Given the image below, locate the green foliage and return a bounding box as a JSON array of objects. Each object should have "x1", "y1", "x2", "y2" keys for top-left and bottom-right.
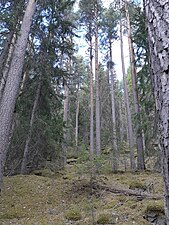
[
  {"x1": 77, "y1": 149, "x2": 90, "y2": 164},
  {"x1": 3, "y1": 0, "x2": 78, "y2": 174},
  {"x1": 100, "y1": 5, "x2": 119, "y2": 51}
]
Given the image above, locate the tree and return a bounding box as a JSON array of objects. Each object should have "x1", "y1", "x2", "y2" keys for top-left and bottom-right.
[
  {"x1": 144, "y1": 0, "x2": 169, "y2": 222},
  {"x1": 125, "y1": 0, "x2": 145, "y2": 170},
  {"x1": 120, "y1": 15, "x2": 135, "y2": 171},
  {"x1": 94, "y1": 0, "x2": 101, "y2": 156},
  {"x1": 79, "y1": 0, "x2": 95, "y2": 160},
  {"x1": 0, "y1": 0, "x2": 25, "y2": 102},
  {"x1": 100, "y1": 5, "x2": 119, "y2": 170},
  {"x1": 0, "y1": 0, "x2": 36, "y2": 192},
  {"x1": 130, "y1": 4, "x2": 155, "y2": 157},
  {"x1": 21, "y1": 72, "x2": 42, "y2": 174}
]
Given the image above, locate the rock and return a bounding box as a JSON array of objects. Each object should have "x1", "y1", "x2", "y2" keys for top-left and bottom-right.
[
  {"x1": 145, "y1": 211, "x2": 166, "y2": 225},
  {"x1": 155, "y1": 217, "x2": 166, "y2": 225}
]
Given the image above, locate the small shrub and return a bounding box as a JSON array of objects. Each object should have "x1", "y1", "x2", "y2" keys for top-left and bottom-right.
[
  {"x1": 77, "y1": 150, "x2": 90, "y2": 163},
  {"x1": 65, "y1": 208, "x2": 82, "y2": 221},
  {"x1": 97, "y1": 214, "x2": 111, "y2": 224}
]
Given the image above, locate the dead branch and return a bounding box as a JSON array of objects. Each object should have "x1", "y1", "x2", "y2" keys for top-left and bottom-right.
[{"x1": 93, "y1": 183, "x2": 163, "y2": 200}]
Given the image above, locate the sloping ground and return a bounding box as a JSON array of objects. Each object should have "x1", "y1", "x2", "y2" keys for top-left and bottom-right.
[{"x1": 0, "y1": 163, "x2": 165, "y2": 225}]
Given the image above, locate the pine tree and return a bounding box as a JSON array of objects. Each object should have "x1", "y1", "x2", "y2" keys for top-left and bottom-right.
[
  {"x1": 145, "y1": 0, "x2": 169, "y2": 222},
  {"x1": 0, "y1": 0, "x2": 37, "y2": 192},
  {"x1": 125, "y1": 0, "x2": 145, "y2": 170},
  {"x1": 120, "y1": 15, "x2": 135, "y2": 171},
  {"x1": 100, "y1": 5, "x2": 119, "y2": 171}
]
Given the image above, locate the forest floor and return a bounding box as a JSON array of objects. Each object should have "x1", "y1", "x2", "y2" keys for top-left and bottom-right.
[{"x1": 0, "y1": 157, "x2": 165, "y2": 225}]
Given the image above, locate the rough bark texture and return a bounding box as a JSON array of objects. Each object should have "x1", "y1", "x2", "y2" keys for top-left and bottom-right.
[
  {"x1": 109, "y1": 40, "x2": 118, "y2": 171},
  {"x1": 95, "y1": 6, "x2": 101, "y2": 156},
  {"x1": 145, "y1": 0, "x2": 169, "y2": 223},
  {"x1": 120, "y1": 18, "x2": 135, "y2": 171},
  {"x1": 21, "y1": 76, "x2": 41, "y2": 174},
  {"x1": 0, "y1": 0, "x2": 36, "y2": 192},
  {"x1": 125, "y1": 1, "x2": 145, "y2": 171}
]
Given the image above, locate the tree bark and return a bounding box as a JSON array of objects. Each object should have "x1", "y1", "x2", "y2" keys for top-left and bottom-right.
[
  {"x1": 109, "y1": 40, "x2": 118, "y2": 171},
  {"x1": 95, "y1": 3, "x2": 101, "y2": 156},
  {"x1": 89, "y1": 26, "x2": 94, "y2": 161},
  {"x1": 144, "y1": 0, "x2": 169, "y2": 223},
  {"x1": 62, "y1": 84, "x2": 69, "y2": 165},
  {"x1": 75, "y1": 84, "x2": 80, "y2": 150},
  {"x1": 0, "y1": 0, "x2": 36, "y2": 192},
  {"x1": 120, "y1": 17, "x2": 135, "y2": 171},
  {"x1": 119, "y1": 99, "x2": 124, "y2": 144},
  {"x1": 125, "y1": 1, "x2": 145, "y2": 170}
]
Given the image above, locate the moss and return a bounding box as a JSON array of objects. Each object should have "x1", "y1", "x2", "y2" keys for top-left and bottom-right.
[
  {"x1": 31, "y1": 169, "x2": 55, "y2": 177},
  {"x1": 65, "y1": 208, "x2": 82, "y2": 221},
  {"x1": 144, "y1": 202, "x2": 164, "y2": 214},
  {"x1": 129, "y1": 180, "x2": 146, "y2": 190},
  {"x1": 0, "y1": 163, "x2": 165, "y2": 225},
  {"x1": 0, "y1": 211, "x2": 24, "y2": 220},
  {"x1": 105, "y1": 199, "x2": 118, "y2": 209},
  {"x1": 96, "y1": 213, "x2": 112, "y2": 224}
]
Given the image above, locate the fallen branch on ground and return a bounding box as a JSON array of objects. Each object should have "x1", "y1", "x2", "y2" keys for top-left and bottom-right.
[{"x1": 92, "y1": 183, "x2": 163, "y2": 200}]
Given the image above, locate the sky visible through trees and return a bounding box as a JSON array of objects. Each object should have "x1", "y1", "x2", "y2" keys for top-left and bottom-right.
[{"x1": 75, "y1": 0, "x2": 142, "y2": 80}]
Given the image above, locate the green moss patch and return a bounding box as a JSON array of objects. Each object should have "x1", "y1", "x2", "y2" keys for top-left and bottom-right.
[
  {"x1": 96, "y1": 213, "x2": 112, "y2": 224},
  {"x1": 144, "y1": 201, "x2": 164, "y2": 215},
  {"x1": 129, "y1": 180, "x2": 146, "y2": 190},
  {"x1": 65, "y1": 208, "x2": 82, "y2": 221}
]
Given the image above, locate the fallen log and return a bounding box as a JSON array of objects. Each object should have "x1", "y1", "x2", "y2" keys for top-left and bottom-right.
[{"x1": 92, "y1": 183, "x2": 163, "y2": 200}]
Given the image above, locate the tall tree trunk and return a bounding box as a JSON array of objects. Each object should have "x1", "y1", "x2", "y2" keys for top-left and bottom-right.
[
  {"x1": 62, "y1": 84, "x2": 69, "y2": 165},
  {"x1": 75, "y1": 84, "x2": 80, "y2": 150},
  {"x1": 0, "y1": 0, "x2": 36, "y2": 192},
  {"x1": 120, "y1": 17, "x2": 135, "y2": 171},
  {"x1": 109, "y1": 40, "x2": 118, "y2": 171},
  {"x1": 145, "y1": 0, "x2": 169, "y2": 223},
  {"x1": 95, "y1": 4, "x2": 101, "y2": 156},
  {"x1": 21, "y1": 76, "x2": 41, "y2": 174},
  {"x1": 119, "y1": 100, "x2": 124, "y2": 144},
  {"x1": 89, "y1": 28, "x2": 94, "y2": 161},
  {"x1": 125, "y1": 1, "x2": 145, "y2": 170}
]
